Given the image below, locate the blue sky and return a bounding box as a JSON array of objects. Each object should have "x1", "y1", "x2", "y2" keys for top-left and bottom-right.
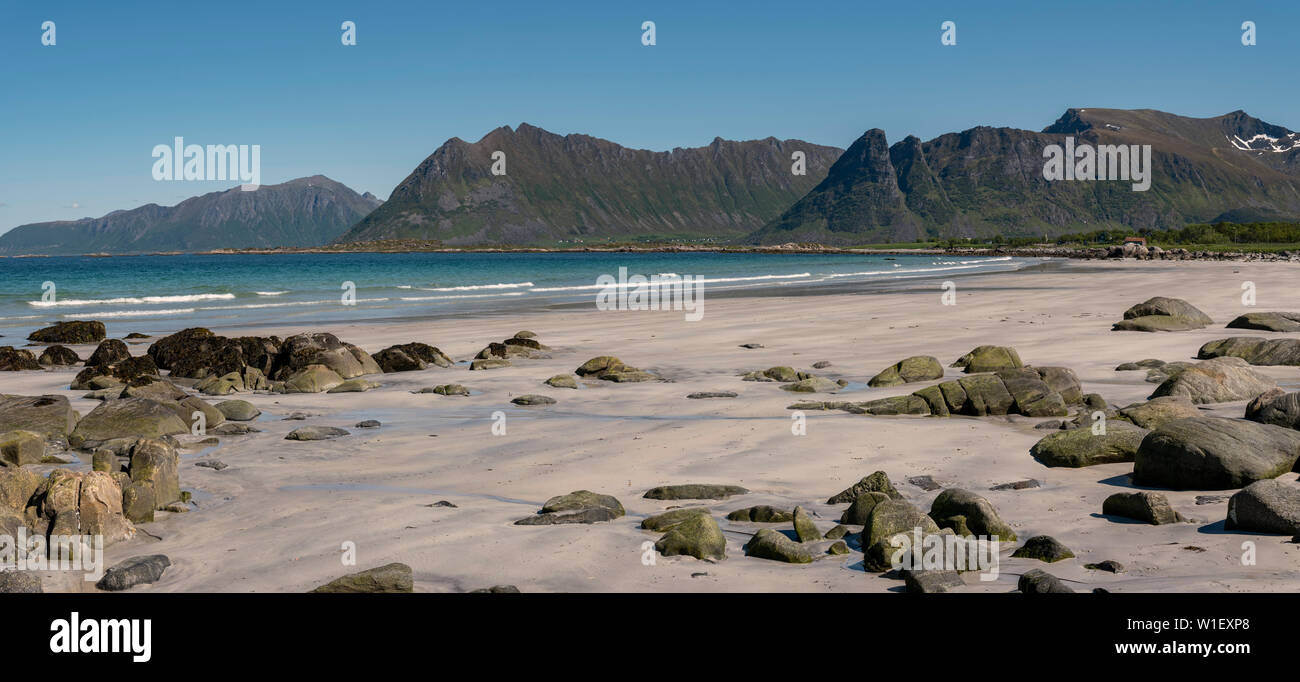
[{"x1": 1, "y1": 0, "x2": 1296, "y2": 232}]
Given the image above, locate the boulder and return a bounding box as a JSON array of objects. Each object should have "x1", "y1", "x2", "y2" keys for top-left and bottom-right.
[
  {"x1": 127, "y1": 438, "x2": 181, "y2": 512},
  {"x1": 0, "y1": 347, "x2": 42, "y2": 371},
  {"x1": 996, "y1": 368, "x2": 1069, "y2": 417},
  {"x1": 902, "y1": 569, "x2": 964, "y2": 593},
  {"x1": 215, "y1": 400, "x2": 261, "y2": 421},
  {"x1": 433, "y1": 384, "x2": 469, "y2": 396},
  {"x1": 827, "y1": 471, "x2": 902, "y2": 504},
  {"x1": 270, "y1": 332, "x2": 380, "y2": 381},
  {"x1": 0, "y1": 395, "x2": 77, "y2": 450},
  {"x1": 1118, "y1": 396, "x2": 1202, "y2": 429},
  {"x1": 281, "y1": 365, "x2": 346, "y2": 393},
  {"x1": 0, "y1": 430, "x2": 45, "y2": 467},
  {"x1": 641, "y1": 507, "x2": 710, "y2": 531},
  {"x1": 71, "y1": 355, "x2": 161, "y2": 390},
  {"x1": 1133, "y1": 417, "x2": 1300, "y2": 490},
  {"x1": 0, "y1": 571, "x2": 42, "y2": 593},
  {"x1": 928, "y1": 489, "x2": 1017, "y2": 541},
  {"x1": 1197, "y1": 337, "x2": 1300, "y2": 366},
  {"x1": 373, "y1": 343, "x2": 453, "y2": 372},
  {"x1": 862, "y1": 498, "x2": 940, "y2": 548},
  {"x1": 1225, "y1": 480, "x2": 1300, "y2": 535},
  {"x1": 1113, "y1": 297, "x2": 1212, "y2": 331},
  {"x1": 844, "y1": 395, "x2": 931, "y2": 415},
  {"x1": 327, "y1": 378, "x2": 380, "y2": 393},
  {"x1": 37, "y1": 345, "x2": 80, "y2": 367},
  {"x1": 687, "y1": 391, "x2": 738, "y2": 399},
  {"x1": 310, "y1": 563, "x2": 412, "y2": 593},
  {"x1": 69, "y1": 398, "x2": 188, "y2": 450},
  {"x1": 1225, "y1": 312, "x2": 1300, "y2": 332},
  {"x1": 1245, "y1": 388, "x2": 1300, "y2": 430},
  {"x1": 726, "y1": 505, "x2": 793, "y2": 523},
  {"x1": 77, "y1": 470, "x2": 136, "y2": 545},
  {"x1": 285, "y1": 426, "x2": 350, "y2": 441},
  {"x1": 86, "y1": 339, "x2": 131, "y2": 367},
  {"x1": 28, "y1": 320, "x2": 105, "y2": 344},
  {"x1": 744, "y1": 528, "x2": 814, "y2": 563},
  {"x1": 1018, "y1": 569, "x2": 1075, "y2": 593},
  {"x1": 546, "y1": 375, "x2": 578, "y2": 389},
  {"x1": 654, "y1": 513, "x2": 726, "y2": 561},
  {"x1": 96, "y1": 554, "x2": 171, "y2": 591},
  {"x1": 1030, "y1": 421, "x2": 1149, "y2": 467},
  {"x1": 469, "y1": 358, "x2": 510, "y2": 370},
  {"x1": 515, "y1": 490, "x2": 624, "y2": 525},
  {"x1": 575, "y1": 356, "x2": 656, "y2": 382},
  {"x1": 1011, "y1": 535, "x2": 1075, "y2": 563},
  {"x1": 951, "y1": 346, "x2": 1022, "y2": 373},
  {"x1": 1102, "y1": 491, "x2": 1186, "y2": 525},
  {"x1": 839, "y1": 492, "x2": 891, "y2": 525},
  {"x1": 1149, "y1": 357, "x2": 1275, "y2": 404},
  {"x1": 792, "y1": 506, "x2": 822, "y2": 542},
  {"x1": 511, "y1": 394, "x2": 556, "y2": 405},
  {"x1": 780, "y1": 377, "x2": 843, "y2": 393},
  {"x1": 868, "y1": 356, "x2": 943, "y2": 387},
  {"x1": 644, "y1": 484, "x2": 748, "y2": 500}
]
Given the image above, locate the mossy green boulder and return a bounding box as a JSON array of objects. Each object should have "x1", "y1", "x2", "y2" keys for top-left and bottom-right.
[
  {"x1": 868, "y1": 355, "x2": 943, "y2": 387},
  {"x1": 310, "y1": 563, "x2": 414, "y2": 593},
  {"x1": 654, "y1": 513, "x2": 726, "y2": 561},
  {"x1": 1029, "y1": 421, "x2": 1149, "y2": 467}
]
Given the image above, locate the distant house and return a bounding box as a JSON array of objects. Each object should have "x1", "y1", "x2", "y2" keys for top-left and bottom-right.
[{"x1": 1123, "y1": 236, "x2": 1147, "y2": 246}]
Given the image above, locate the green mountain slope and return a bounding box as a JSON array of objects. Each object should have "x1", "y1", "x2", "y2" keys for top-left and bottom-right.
[{"x1": 335, "y1": 123, "x2": 842, "y2": 246}]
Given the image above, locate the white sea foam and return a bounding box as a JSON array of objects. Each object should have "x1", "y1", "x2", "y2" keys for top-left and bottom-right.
[
  {"x1": 76, "y1": 308, "x2": 197, "y2": 318},
  {"x1": 30, "y1": 293, "x2": 236, "y2": 308},
  {"x1": 414, "y1": 281, "x2": 535, "y2": 292},
  {"x1": 255, "y1": 291, "x2": 288, "y2": 296},
  {"x1": 528, "y1": 272, "x2": 814, "y2": 293}
]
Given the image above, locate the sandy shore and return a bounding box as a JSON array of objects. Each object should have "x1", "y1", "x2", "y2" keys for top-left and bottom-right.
[{"x1": 7, "y1": 258, "x2": 1300, "y2": 593}]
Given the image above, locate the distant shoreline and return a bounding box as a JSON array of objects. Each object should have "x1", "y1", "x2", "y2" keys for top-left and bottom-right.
[{"x1": 2, "y1": 240, "x2": 1297, "y2": 261}]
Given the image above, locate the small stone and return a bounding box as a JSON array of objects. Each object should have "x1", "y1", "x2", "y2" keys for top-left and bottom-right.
[
  {"x1": 1011, "y1": 535, "x2": 1075, "y2": 563},
  {"x1": 1084, "y1": 560, "x2": 1125, "y2": 573},
  {"x1": 511, "y1": 394, "x2": 556, "y2": 406},
  {"x1": 686, "y1": 391, "x2": 738, "y2": 399},
  {"x1": 285, "y1": 426, "x2": 350, "y2": 441},
  {"x1": 195, "y1": 460, "x2": 228, "y2": 471},
  {"x1": 355, "y1": 420, "x2": 381, "y2": 428},
  {"x1": 907, "y1": 475, "x2": 941, "y2": 491},
  {"x1": 427, "y1": 500, "x2": 457, "y2": 508},
  {"x1": 1018, "y1": 568, "x2": 1074, "y2": 593},
  {"x1": 991, "y1": 479, "x2": 1041, "y2": 491}
]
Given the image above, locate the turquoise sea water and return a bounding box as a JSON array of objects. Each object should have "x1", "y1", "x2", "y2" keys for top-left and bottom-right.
[{"x1": 0, "y1": 252, "x2": 1028, "y2": 338}]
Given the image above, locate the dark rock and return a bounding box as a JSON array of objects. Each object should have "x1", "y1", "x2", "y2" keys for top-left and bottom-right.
[
  {"x1": 1011, "y1": 535, "x2": 1075, "y2": 563},
  {"x1": 991, "y1": 479, "x2": 1040, "y2": 491},
  {"x1": 373, "y1": 342, "x2": 453, "y2": 372},
  {"x1": 1245, "y1": 388, "x2": 1300, "y2": 430},
  {"x1": 687, "y1": 391, "x2": 738, "y2": 399},
  {"x1": 902, "y1": 569, "x2": 963, "y2": 593},
  {"x1": 355, "y1": 420, "x2": 381, "y2": 428},
  {"x1": 511, "y1": 394, "x2": 556, "y2": 405},
  {"x1": 194, "y1": 460, "x2": 228, "y2": 471},
  {"x1": 0, "y1": 347, "x2": 42, "y2": 371},
  {"x1": 1018, "y1": 568, "x2": 1074, "y2": 593},
  {"x1": 1133, "y1": 417, "x2": 1300, "y2": 490},
  {"x1": 907, "y1": 475, "x2": 942, "y2": 491},
  {"x1": 725, "y1": 505, "x2": 793, "y2": 523},
  {"x1": 654, "y1": 513, "x2": 726, "y2": 560},
  {"x1": 87, "y1": 339, "x2": 131, "y2": 367},
  {"x1": 1030, "y1": 421, "x2": 1149, "y2": 467},
  {"x1": 827, "y1": 471, "x2": 901, "y2": 504},
  {"x1": 28, "y1": 320, "x2": 106, "y2": 344},
  {"x1": 950, "y1": 345, "x2": 1022, "y2": 373},
  {"x1": 285, "y1": 426, "x2": 350, "y2": 441},
  {"x1": 310, "y1": 563, "x2": 413, "y2": 593},
  {"x1": 1197, "y1": 336, "x2": 1300, "y2": 366},
  {"x1": 839, "y1": 491, "x2": 891, "y2": 525},
  {"x1": 469, "y1": 585, "x2": 520, "y2": 593},
  {"x1": 1226, "y1": 311, "x2": 1300, "y2": 332},
  {"x1": 37, "y1": 345, "x2": 80, "y2": 367},
  {"x1": 868, "y1": 355, "x2": 943, "y2": 387},
  {"x1": 1225, "y1": 480, "x2": 1300, "y2": 535},
  {"x1": 744, "y1": 528, "x2": 814, "y2": 563},
  {"x1": 1102, "y1": 491, "x2": 1186, "y2": 525},
  {"x1": 1085, "y1": 560, "x2": 1125, "y2": 573},
  {"x1": 96, "y1": 555, "x2": 171, "y2": 591},
  {"x1": 929, "y1": 488, "x2": 1017, "y2": 540},
  {"x1": 644, "y1": 484, "x2": 748, "y2": 500}
]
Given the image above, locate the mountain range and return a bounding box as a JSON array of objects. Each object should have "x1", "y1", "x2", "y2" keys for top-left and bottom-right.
[
  {"x1": 336, "y1": 123, "x2": 843, "y2": 246},
  {"x1": 4, "y1": 109, "x2": 1300, "y2": 254},
  {"x1": 749, "y1": 108, "x2": 1300, "y2": 244},
  {"x1": 0, "y1": 176, "x2": 381, "y2": 255}
]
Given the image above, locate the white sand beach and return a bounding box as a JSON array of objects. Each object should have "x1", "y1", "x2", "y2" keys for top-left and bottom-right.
[{"x1": 7, "y1": 258, "x2": 1300, "y2": 593}]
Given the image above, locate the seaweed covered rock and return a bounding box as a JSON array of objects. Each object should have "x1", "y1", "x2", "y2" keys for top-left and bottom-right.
[
  {"x1": 653, "y1": 513, "x2": 726, "y2": 561},
  {"x1": 1030, "y1": 421, "x2": 1149, "y2": 467},
  {"x1": 868, "y1": 355, "x2": 944, "y2": 387},
  {"x1": 373, "y1": 343, "x2": 453, "y2": 372},
  {"x1": 28, "y1": 320, "x2": 106, "y2": 344},
  {"x1": 951, "y1": 346, "x2": 1023, "y2": 373},
  {"x1": 1133, "y1": 417, "x2": 1300, "y2": 490},
  {"x1": 1113, "y1": 297, "x2": 1212, "y2": 332}
]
